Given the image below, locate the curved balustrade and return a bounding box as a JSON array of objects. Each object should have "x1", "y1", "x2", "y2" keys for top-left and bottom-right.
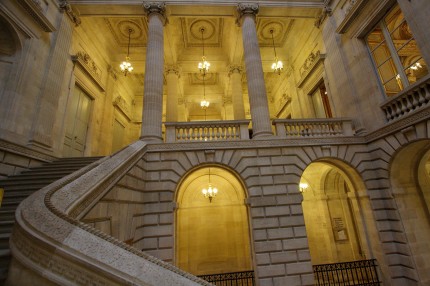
[
  {"x1": 7, "y1": 140, "x2": 211, "y2": 286},
  {"x1": 165, "y1": 120, "x2": 250, "y2": 142},
  {"x1": 273, "y1": 118, "x2": 354, "y2": 138},
  {"x1": 381, "y1": 75, "x2": 430, "y2": 122}
]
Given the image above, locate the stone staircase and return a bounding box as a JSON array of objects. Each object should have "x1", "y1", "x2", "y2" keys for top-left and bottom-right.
[{"x1": 0, "y1": 156, "x2": 103, "y2": 284}]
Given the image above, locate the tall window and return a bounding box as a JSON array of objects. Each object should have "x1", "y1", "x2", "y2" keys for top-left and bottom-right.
[{"x1": 366, "y1": 4, "x2": 428, "y2": 97}]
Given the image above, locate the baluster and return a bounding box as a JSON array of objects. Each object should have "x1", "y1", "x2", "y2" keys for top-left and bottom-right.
[{"x1": 411, "y1": 91, "x2": 419, "y2": 109}]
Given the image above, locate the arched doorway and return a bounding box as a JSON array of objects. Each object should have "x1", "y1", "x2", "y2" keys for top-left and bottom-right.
[
  {"x1": 391, "y1": 140, "x2": 430, "y2": 284},
  {"x1": 175, "y1": 165, "x2": 253, "y2": 276},
  {"x1": 300, "y1": 161, "x2": 373, "y2": 265}
]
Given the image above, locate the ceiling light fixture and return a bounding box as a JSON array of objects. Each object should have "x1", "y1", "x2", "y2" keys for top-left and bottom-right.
[
  {"x1": 199, "y1": 27, "x2": 210, "y2": 111},
  {"x1": 270, "y1": 29, "x2": 283, "y2": 75},
  {"x1": 120, "y1": 28, "x2": 134, "y2": 76},
  {"x1": 202, "y1": 168, "x2": 218, "y2": 203}
]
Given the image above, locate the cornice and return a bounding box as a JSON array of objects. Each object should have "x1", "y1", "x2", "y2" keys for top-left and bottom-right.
[
  {"x1": 0, "y1": 138, "x2": 56, "y2": 162},
  {"x1": 16, "y1": 0, "x2": 56, "y2": 32}
]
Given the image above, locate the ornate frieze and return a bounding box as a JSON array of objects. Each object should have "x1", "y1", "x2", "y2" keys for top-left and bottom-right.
[
  {"x1": 16, "y1": 0, "x2": 56, "y2": 32},
  {"x1": 72, "y1": 51, "x2": 105, "y2": 91},
  {"x1": 336, "y1": 0, "x2": 367, "y2": 34},
  {"x1": 113, "y1": 95, "x2": 131, "y2": 120},
  {"x1": 297, "y1": 50, "x2": 326, "y2": 94}
]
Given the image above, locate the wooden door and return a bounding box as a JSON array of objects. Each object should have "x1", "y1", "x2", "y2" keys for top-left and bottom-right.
[{"x1": 63, "y1": 86, "x2": 92, "y2": 157}]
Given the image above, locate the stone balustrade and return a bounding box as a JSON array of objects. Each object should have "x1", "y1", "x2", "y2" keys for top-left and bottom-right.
[
  {"x1": 381, "y1": 75, "x2": 430, "y2": 122},
  {"x1": 273, "y1": 118, "x2": 354, "y2": 138},
  {"x1": 165, "y1": 120, "x2": 251, "y2": 142}
]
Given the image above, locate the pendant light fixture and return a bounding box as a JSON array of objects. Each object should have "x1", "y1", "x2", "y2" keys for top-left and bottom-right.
[
  {"x1": 270, "y1": 29, "x2": 283, "y2": 75},
  {"x1": 202, "y1": 168, "x2": 218, "y2": 203},
  {"x1": 198, "y1": 27, "x2": 210, "y2": 110},
  {"x1": 120, "y1": 28, "x2": 134, "y2": 76}
]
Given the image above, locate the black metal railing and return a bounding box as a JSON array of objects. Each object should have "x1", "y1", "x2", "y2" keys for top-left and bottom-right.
[
  {"x1": 198, "y1": 270, "x2": 255, "y2": 286},
  {"x1": 313, "y1": 259, "x2": 381, "y2": 285}
]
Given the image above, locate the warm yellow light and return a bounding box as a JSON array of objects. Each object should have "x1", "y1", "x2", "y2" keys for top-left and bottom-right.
[
  {"x1": 200, "y1": 99, "x2": 210, "y2": 108},
  {"x1": 299, "y1": 182, "x2": 308, "y2": 192},
  {"x1": 271, "y1": 58, "x2": 283, "y2": 74},
  {"x1": 202, "y1": 184, "x2": 218, "y2": 203},
  {"x1": 120, "y1": 56, "x2": 134, "y2": 76},
  {"x1": 198, "y1": 57, "x2": 210, "y2": 74}
]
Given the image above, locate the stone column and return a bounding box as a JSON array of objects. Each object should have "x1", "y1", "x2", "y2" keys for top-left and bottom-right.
[
  {"x1": 165, "y1": 66, "x2": 179, "y2": 122},
  {"x1": 28, "y1": 4, "x2": 79, "y2": 151},
  {"x1": 140, "y1": 3, "x2": 166, "y2": 141},
  {"x1": 229, "y1": 65, "x2": 246, "y2": 120},
  {"x1": 237, "y1": 3, "x2": 273, "y2": 138}
]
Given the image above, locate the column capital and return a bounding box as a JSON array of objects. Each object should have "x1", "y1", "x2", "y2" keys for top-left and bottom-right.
[
  {"x1": 143, "y1": 2, "x2": 167, "y2": 25},
  {"x1": 165, "y1": 65, "x2": 180, "y2": 77},
  {"x1": 237, "y1": 3, "x2": 259, "y2": 25},
  {"x1": 228, "y1": 65, "x2": 243, "y2": 76}
]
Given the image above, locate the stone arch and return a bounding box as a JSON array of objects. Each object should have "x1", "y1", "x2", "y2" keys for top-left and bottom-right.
[
  {"x1": 175, "y1": 163, "x2": 253, "y2": 276},
  {"x1": 389, "y1": 139, "x2": 430, "y2": 284},
  {"x1": 300, "y1": 158, "x2": 379, "y2": 266}
]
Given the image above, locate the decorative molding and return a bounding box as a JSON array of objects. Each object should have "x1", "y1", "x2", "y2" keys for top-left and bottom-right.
[
  {"x1": 72, "y1": 52, "x2": 105, "y2": 92},
  {"x1": 107, "y1": 65, "x2": 118, "y2": 81},
  {"x1": 59, "y1": 0, "x2": 81, "y2": 27},
  {"x1": 297, "y1": 51, "x2": 326, "y2": 92},
  {"x1": 0, "y1": 138, "x2": 56, "y2": 162},
  {"x1": 16, "y1": 0, "x2": 56, "y2": 32},
  {"x1": 275, "y1": 93, "x2": 292, "y2": 118},
  {"x1": 113, "y1": 96, "x2": 131, "y2": 121},
  {"x1": 165, "y1": 65, "x2": 180, "y2": 77},
  {"x1": 228, "y1": 65, "x2": 243, "y2": 76},
  {"x1": 336, "y1": 0, "x2": 367, "y2": 34}
]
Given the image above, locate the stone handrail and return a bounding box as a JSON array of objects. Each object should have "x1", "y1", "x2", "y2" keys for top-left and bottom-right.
[
  {"x1": 165, "y1": 120, "x2": 251, "y2": 142},
  {"x1": 8, "y1": 140, "x2": 211, "y2": 286},
  {"x1": 381, "y1": 75, "x2": 430, "y2": 122},
  {"x1": 273, "y1": 118, "x2": 354, "y2": 138}
]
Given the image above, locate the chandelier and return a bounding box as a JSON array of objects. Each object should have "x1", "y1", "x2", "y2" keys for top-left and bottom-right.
[
  {"x1": 198, "y1": 28, "x2": 210, "y2": 75},
  {"x1": 270, "y1": 29, "x2": 283, "y2": 75},
  {"x1": 201, "y1": 168, "x2": 218, "y2": 203},
  {"x1": 120, "y1": 28, "x2": 134, "y2": 76},
  {"x1": 198, "y1": 27, "x2": 210, "y2": 110}
]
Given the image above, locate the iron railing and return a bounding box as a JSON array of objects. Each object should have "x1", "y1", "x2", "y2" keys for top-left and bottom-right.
[
  {"x1": 313, "y1": 259, "x2": 381, "y2": 286},
  {"x1": 198, "y1": 270, "x2": 255, "y2": 286}
]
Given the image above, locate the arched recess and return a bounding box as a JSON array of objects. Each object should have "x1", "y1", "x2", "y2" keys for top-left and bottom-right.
[
  {"x1": 390, "y1": 139, "x2": 430, "y2": 284},
  {"x1": 300, "y1": 160, "x2": 377, "y2": 265},
  {"x1": 175, "y1": 165, "x2": 253, "y2": 276}
]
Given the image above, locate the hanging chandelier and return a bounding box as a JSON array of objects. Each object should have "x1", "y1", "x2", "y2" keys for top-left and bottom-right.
[
  {"x1": 198, "y1": 27, "x2": 210, "y2": 110},
  {"x1": 270, "y1": 29, "x2": 283, "y2": 75},
  {"x1": 120, "y1": 28, "x2": 134, "y2": 76},
  {"x1": 201, "y1": 168, "x2": 218, "y2": 203},
  {"x1": 198, "y1": 27, "x2": 210, "y2": 75}
]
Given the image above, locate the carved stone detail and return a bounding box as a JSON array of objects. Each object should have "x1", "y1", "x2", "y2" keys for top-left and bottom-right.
[
  {"x1": 59, "y1": 0, "x2": 81, "y2": 26},
  {"x1": 143, "y1": 2, "x2": 167, "y2": 24},
  {"x1": 72, "y1": 52, "x2": 105, "y2": 91},
  {"x1": 113, "y1": 96, "x2": 131, "y2": 120},
  {"x1": 16, "y1": 0, "x2": 56, "y2": 32},
  {"x1": 236, "y1": 3, "x2": 259, "y2": 25}
]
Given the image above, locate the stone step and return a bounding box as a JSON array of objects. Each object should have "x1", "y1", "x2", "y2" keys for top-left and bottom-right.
[
  {"x1": 0, "y1": 183, "x2": 50, "y2": 192},
  {"x1": 0, "y1": 249, "x2": 11, "y2": 284},
  {"x1": 0, "y1": 210, "x2": 14, "y2": 221},
  {"x1": 0, "y1": 178, "x2": 58, "y2": 187},
  {"x1": 0, "y1": 221, "x2": 13, "y2": 235},
  {"x1": 2, "y1": 190, "x2": 41, "y2": 199},
  {"x1": 18, "y1": 168, "x2": 84, "y2": 176},
  {"x1": 0, "y1": 233, "x2": 10, "y2": 249}
]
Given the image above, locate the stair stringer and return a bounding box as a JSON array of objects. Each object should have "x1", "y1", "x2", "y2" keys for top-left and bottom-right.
[{"x1": 6, "y1": 140, "x2": 211, "y2": 286}]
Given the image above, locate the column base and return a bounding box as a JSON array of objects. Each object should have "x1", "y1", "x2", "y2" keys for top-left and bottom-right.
[
  {"x1": 139, "y1": 135, "x2": 163, "y2": 143},
  {"x1": 251, "y1": 130, "x2": 274, "y2": 139}
]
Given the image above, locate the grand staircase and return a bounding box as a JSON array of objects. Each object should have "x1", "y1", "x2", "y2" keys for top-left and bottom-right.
[{"x1": 0, "y1": 156, "x2": 103, "y2": 283}]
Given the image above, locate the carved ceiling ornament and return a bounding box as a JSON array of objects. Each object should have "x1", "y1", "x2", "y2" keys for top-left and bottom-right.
[
  {"x1": 105, "y1": 18, "x2": 147, "y2": 47},
  {"x1": 181, "y1": 18, "x2": 223, "y2": 48}
]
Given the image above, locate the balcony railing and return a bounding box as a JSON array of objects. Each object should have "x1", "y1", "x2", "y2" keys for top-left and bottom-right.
[
  {"x1": 273, "y1": 118, "x2": 354, "y2": 138},
  {"x1": 381, "y1": 75, "x2": 430, "y2": 122},
  {"x1": 165, "y1": 120, "x2": 250, "y2": 142},
  {"x1": 313, "y1": 259, "x2": 381, "y2": 286},
  {"x1": 198, "y1": 270, "x2": 255, "y2": 286}
]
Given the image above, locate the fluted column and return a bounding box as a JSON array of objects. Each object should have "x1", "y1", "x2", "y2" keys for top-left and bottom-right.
[
  {"x1": 237, "y1": 3, "x2": 273, "y2": 138},
  {"x1": 140, "y1": 2, "x2": 166, "y2": 141},
  {"x1": 165, "y1": 66, "x2": 179, "y2": 122},
  {"x1": 229, "y1": 65, "x2": 246, "y2": 120}
]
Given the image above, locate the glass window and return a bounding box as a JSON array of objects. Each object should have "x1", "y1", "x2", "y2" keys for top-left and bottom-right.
[{"x1": 366, "y1": 4, "x2": 428, "y2": 97}]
